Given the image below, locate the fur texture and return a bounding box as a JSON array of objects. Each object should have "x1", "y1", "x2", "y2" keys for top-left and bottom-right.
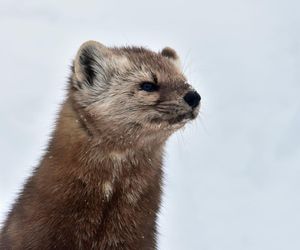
[{"x1": 0, "y1": 41, "x2": 200, "y2": 250}]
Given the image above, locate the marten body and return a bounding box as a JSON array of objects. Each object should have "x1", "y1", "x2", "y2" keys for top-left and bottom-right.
[{"x1": 0, "y1": 41, "x2": 200, "y2": 249}]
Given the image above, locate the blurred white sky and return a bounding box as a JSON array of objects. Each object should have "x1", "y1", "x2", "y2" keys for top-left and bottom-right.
[{"x1": 0, "y1": 0, "x2": 300, "y2": 249}]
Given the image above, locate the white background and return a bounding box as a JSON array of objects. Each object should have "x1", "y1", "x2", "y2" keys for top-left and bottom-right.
[{"x1": 0, "y1": 0, "x2": 300, "y2": 249}]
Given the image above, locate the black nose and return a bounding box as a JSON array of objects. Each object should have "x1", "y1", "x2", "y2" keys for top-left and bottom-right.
[{"x1": 183, "y1": 91, "x2": 201, "y2": 108}]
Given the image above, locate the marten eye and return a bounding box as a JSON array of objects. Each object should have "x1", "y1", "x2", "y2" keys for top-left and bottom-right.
[{"x1": 140, "y1": 82, "x2": 159, "y2": 92}]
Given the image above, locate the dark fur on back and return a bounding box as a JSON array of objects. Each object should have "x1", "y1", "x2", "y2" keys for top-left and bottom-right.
[{"x1": 0, "y1": 41, "x2": 200, "y2": 249}]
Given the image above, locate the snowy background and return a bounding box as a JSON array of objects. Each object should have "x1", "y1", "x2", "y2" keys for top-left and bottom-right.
[{"x1": 1, "y1": 0, "x2": 300, "y2": 249}]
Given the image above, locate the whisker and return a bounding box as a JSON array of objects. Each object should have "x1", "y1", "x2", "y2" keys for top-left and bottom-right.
[
  {"x1": 154, "y1": 109, "x2": 173, "y2": 115},
  {"x1": 157, "y1": 101, "x2": 180, "y2": 106}
]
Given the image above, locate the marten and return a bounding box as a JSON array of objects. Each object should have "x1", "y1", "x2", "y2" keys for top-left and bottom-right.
[{"x1": 0, "y1": 41, "x2": 201, "y2": 250}]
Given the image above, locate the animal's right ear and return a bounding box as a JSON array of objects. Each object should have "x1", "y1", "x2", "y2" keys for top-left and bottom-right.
[{"x1": 73, "y1": 40, "x2": 111, "y2": 89}]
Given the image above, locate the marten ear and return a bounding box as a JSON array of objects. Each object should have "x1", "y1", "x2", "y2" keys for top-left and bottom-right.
[
  {"x1": 161, "y1": 47, "x2": 181, "y2": 70},
  {"x1": 73, "y1": 40, "x2": 112, "y2": 88}
]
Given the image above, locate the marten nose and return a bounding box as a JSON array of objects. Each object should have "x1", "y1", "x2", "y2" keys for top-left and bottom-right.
[{"x1": 183, "y1": 91, "x2": 201, "y2": 108}]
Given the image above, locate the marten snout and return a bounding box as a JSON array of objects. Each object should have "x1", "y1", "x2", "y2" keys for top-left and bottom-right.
[{"x1": 183, "y1": 91, "x2": 201, "y2": 109}]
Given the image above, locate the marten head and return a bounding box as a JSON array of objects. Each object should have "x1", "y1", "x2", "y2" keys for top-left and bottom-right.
[{"x1": 70, "y1": 41, "x2": 200, "y2": 147}]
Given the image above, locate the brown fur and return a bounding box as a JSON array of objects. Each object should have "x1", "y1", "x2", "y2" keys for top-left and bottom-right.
[
  {"x1": 0, "y1": 41, "x2": 200, "y2": 249},
  {"x1": 161, "y1": 47, "x2": 178, "y2": 60}
]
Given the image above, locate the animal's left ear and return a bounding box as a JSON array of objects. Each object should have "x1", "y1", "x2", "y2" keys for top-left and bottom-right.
[{"x1": 161, "y1": 47, "x2": 181, "y2": 70}]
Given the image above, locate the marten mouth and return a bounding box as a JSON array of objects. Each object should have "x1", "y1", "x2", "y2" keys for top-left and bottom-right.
[
  {"x1": 168, "y1": 112, "x2": 195, "y2": 124},
  {"x1": 150, "y1": 111, "x2": 197, "y2": 125}
]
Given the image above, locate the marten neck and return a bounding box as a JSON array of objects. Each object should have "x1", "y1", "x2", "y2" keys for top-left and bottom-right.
[{"x1": 43, "y1": 96, "x2": 165, "y2": 189}]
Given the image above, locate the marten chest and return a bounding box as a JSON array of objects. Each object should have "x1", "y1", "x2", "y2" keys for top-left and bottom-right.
[{"x1": 64, "y1": 168, "x2": 161, "y2": 249}]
